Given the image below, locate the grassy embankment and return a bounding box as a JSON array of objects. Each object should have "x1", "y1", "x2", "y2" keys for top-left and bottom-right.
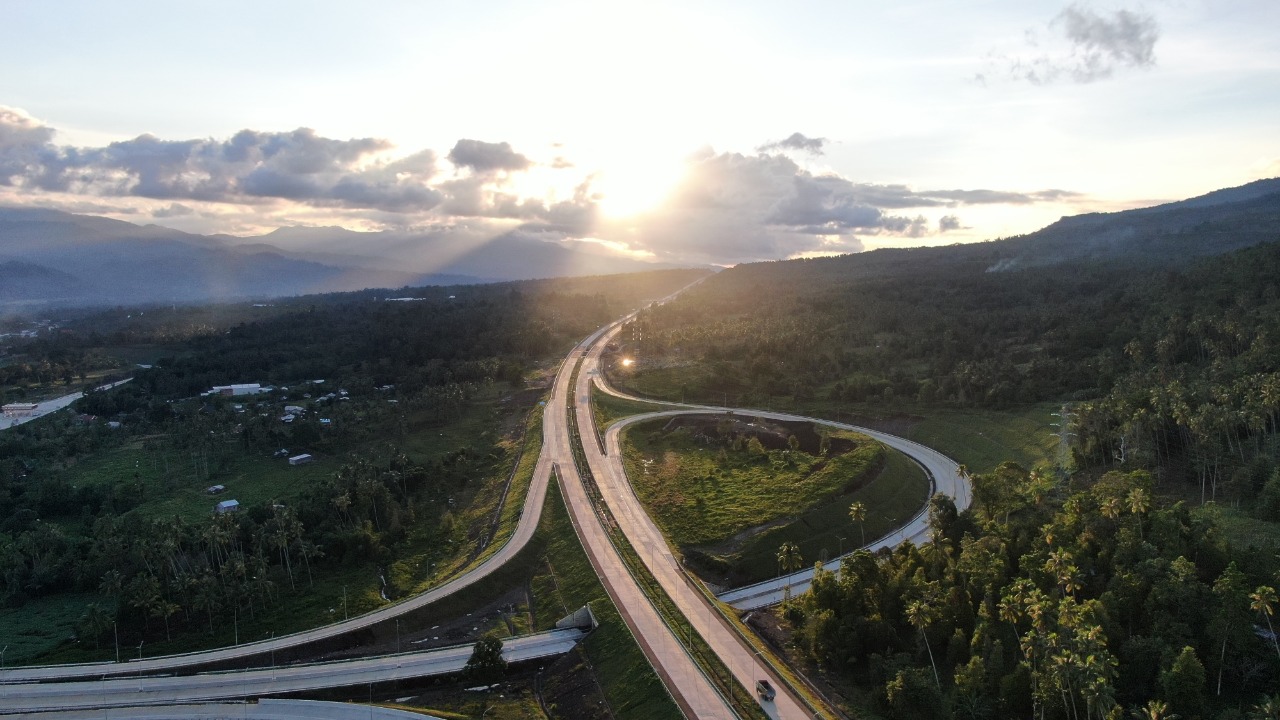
[
  {"x1": 620, "y1": 418, "x2": 930, "y2": 586},
  {"x1": 620, "y1": 360, "x2": 1061, "y2": 470}
]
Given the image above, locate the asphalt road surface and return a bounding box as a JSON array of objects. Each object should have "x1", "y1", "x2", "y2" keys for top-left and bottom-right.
[
  {"x1": 0, "y1": 378, "x2": 132, "y2": 431},
  {"x1": 0, "y1": 629, "x2": 582, "y2": 714},
  {"x1": 577, "y1": 327, "x2": 827, "y2": 720},
  {"x1": 581, "y1": 320, "x2": 972, "y2": 716}
]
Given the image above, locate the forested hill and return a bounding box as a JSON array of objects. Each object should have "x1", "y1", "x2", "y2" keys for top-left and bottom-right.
[
  {"x1": 625, "y1": 182, "x2": 1280, "y2": 492},
  {"x1": 998, "y1": 177, "x2": 1280, "y2": 268}
]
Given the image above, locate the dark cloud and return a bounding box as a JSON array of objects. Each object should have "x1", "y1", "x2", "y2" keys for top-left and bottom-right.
[
  {"x1": 1057, "y1": 5, "x2": 1157, "y2": 79},
  {"x1": 994, "y1": 4, "x2": 1159, "y2": 85},
  {"x1": 447, "y1": 139, "x2": 531, "y2": 173},
  {"x1": 0, "y1": 110, "x2": 445, "y2": 213},
  {"x1": 757, "y1": 132, "x2": 827, "y2": 155},
  {"x1": 938, "y1": 214, "x2": 962, "y2": 232},
  {"x1": 152, "y1": 203, "x2": 195, "y2": 218},
  {"x1": 0, "y1": 107, "x2": 57, "y2": 186}
]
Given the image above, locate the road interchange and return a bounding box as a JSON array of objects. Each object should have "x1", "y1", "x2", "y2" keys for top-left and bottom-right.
[{"x1": 4, "y1": 282, "x2": 970, "y2": 720}]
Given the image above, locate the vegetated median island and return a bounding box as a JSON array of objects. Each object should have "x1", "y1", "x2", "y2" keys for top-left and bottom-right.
[{"x1": 620, "y1": 414, "x2": 930, "y2": 587}]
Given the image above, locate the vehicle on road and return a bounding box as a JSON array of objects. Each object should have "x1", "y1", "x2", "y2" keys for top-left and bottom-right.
[{"x1": 756, "y1": 679, "x2": 776, "y2": 701}]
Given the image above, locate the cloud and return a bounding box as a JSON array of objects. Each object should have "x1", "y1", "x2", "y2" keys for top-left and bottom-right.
[
  {"x1": 0, "y1": 107, "x2": 1088, "y2": 267},
  {"x1": 152, "y1": 202, "x2": 195, "y2": 218},
  {"x1": 0, "y1": 111, "x2": 447, "y2": 213},
  {"x1": 757, "y1": 132, "x2": 827, "y2": 155},
  {"x1": 991, "y1": 3, "x2": 1159, "y2": 85},
  {"x1": 447, "y1": 139, "x2": 531, "y2": 173},
  {"x1": 0, "y1": 106, "x2": 58, "y2": 186}
]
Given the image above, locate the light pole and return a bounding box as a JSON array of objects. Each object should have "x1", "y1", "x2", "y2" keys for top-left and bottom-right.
[
  {"x1": 836, "y1": 535, "x2": 845, "y2": 557},
  {"x1": 396, "y1": 618, "x2": 401, "y2": 653},
  {"x1": 137, "y1": 640, "x2": 145, "y2": 691},
  {"x1": 114, "y1": 622, "x2": 120, "y2": 663},
  {"x1": 269, "y1": 631, "x2": 275, "y2": 680}
]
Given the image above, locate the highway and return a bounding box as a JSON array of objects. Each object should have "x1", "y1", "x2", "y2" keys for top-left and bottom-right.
[
  {"x1": 543, "y1": 322, "x2": 737, "y2": 716},
  {"x1": 576, "y1": 329, "x2": 824, "y2": 720},
  {"x1": 0, "y1": 629, "x2": 583, "y2": 714},
  {"x1": 576, "y1": 320, "x2": 971, "y2": 716}
]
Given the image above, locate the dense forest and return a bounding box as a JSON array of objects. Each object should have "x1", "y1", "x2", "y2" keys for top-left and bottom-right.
[
  {"x1": 0, "y1": 269, "x2": 706, "y2": 657},
  {"x1": 791, "y1": 467, "x2": 1280, "y2": 719}
]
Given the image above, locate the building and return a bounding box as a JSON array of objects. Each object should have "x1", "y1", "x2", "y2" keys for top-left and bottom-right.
[
  {"x1": 288, "y1": 454, "x2": 314, "y2": 466},
  {"x1": 215, "y1": 499, "x2": 240, "y2": 514},
  {"x1": 2, "y1": 403, "x2": 39, "y2": 418},
  {"x1": 203, "y1": 383, "x2": 271, "y2": 397},
  {"x1": 207, "y1": 484, "x2": 226, "y2": 494}
]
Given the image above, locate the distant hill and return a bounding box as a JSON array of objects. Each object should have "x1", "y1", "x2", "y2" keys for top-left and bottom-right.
[
  {"x1": 990, "y1": 177, "x2": 1280, "y2": 270},
  {"x1": 0, "y1": 207, "x2": 682, "y2": 307}
]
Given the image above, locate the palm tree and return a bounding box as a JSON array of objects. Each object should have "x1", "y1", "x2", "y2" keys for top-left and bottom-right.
[
  {"x1": 906, "y1": 599, "x2": 941, "y2": 688},
  {"x1": 1100, "y1": 497, "x2": 1122, "y2": 522},
  {"x1": 1131, "y1": 699, "x2": 1177, "y2": 720},
  {"x1": 1251, "y1": 585, "x2": 1280, "y2": 660},
  {"x1": 777, "y1": 542, "x2": 803, "y2": 600},
  {"x1": 1249, "y1": 695, "x2": 1280, "y2": 720},
  {"x1": 78, "y1": 603, "x2": 112, "y2": 649},
  {"x1": 1127, "y1": 488, "x2": 1150, "y2": 538},
  {"x1": 848, "y1": 502, "x2": 867, "y2": 547}
]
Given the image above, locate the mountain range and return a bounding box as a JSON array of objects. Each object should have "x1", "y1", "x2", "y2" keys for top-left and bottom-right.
[
  {"x1": 0, "y1": 209, "x2": 679, "y2": 307},
  {"x1": 2, "y1": 176, "x2": 1278, "y2": 307}
]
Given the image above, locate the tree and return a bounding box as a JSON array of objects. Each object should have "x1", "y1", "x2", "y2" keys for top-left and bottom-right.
[
  {"x1": 77, "y1": 603, "x2": 112, "y2": 649},
  {"x1": 1249, "y1": 695, "x2": 1280, "y2": 720},
  {"x1": 906, "y1": 599, "x2": 941, "y2": 689},
  {"x1": 1211, "y1": 563, "x2": 1250, "y2": 696},
  {"x1": 1132, "y1": 699, "x2": 1177, "y2": 720},
  {"x1": 849, "y1": 501, "x2": 867, "y2": 547},
  {"x1": 1251, "y1": 586, "x2": 1280, "y2": 661},
  {"x1": 1159, "y1": 646, "x2": 1205, "y2": 720},
  {"x1": 463, "y1": 633, "x2": 506, "y2": 685},
  {"x1": 885, "y1": 666, "x2": 946, "y2": 720},
  {"x1": 777, "y1": 542, "x2": 803, "y2": 601}
]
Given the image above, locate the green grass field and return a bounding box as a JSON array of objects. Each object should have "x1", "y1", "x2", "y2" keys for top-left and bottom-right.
[
  {"x1": 617, "y1": 360, "x2": 1063, "y2": 475},
  {"x1": 904, "y1": 404, "x2": 1061, "y2": 474},
  {"x1": 620, "y1": 418, "x2": 930, "y2": 585},
  {"x1": 591, "y1": 386, "x2": 673, "y2": 429}
]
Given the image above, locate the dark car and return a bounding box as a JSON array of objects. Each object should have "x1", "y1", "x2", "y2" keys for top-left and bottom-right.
[{"x1": 756, "y1": 679, "x2": 776, "y2": 701}]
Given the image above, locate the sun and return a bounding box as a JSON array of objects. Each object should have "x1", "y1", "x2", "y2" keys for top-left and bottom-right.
[{"x1": 595, "y1": 157, "x2": 686, "y2": 219}]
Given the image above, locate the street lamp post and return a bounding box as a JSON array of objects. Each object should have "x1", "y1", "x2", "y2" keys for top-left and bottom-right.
[
  {"x1": 137, "y1": 640, "x2": 145, "y2": 691},
  {"x1": 114, "y1": 622, "x2": 120, "y2": 663}
]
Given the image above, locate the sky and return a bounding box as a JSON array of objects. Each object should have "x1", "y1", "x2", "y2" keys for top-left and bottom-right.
[{"x1": 1, "y1": 0, "x2": 1278, "y2": 267}]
